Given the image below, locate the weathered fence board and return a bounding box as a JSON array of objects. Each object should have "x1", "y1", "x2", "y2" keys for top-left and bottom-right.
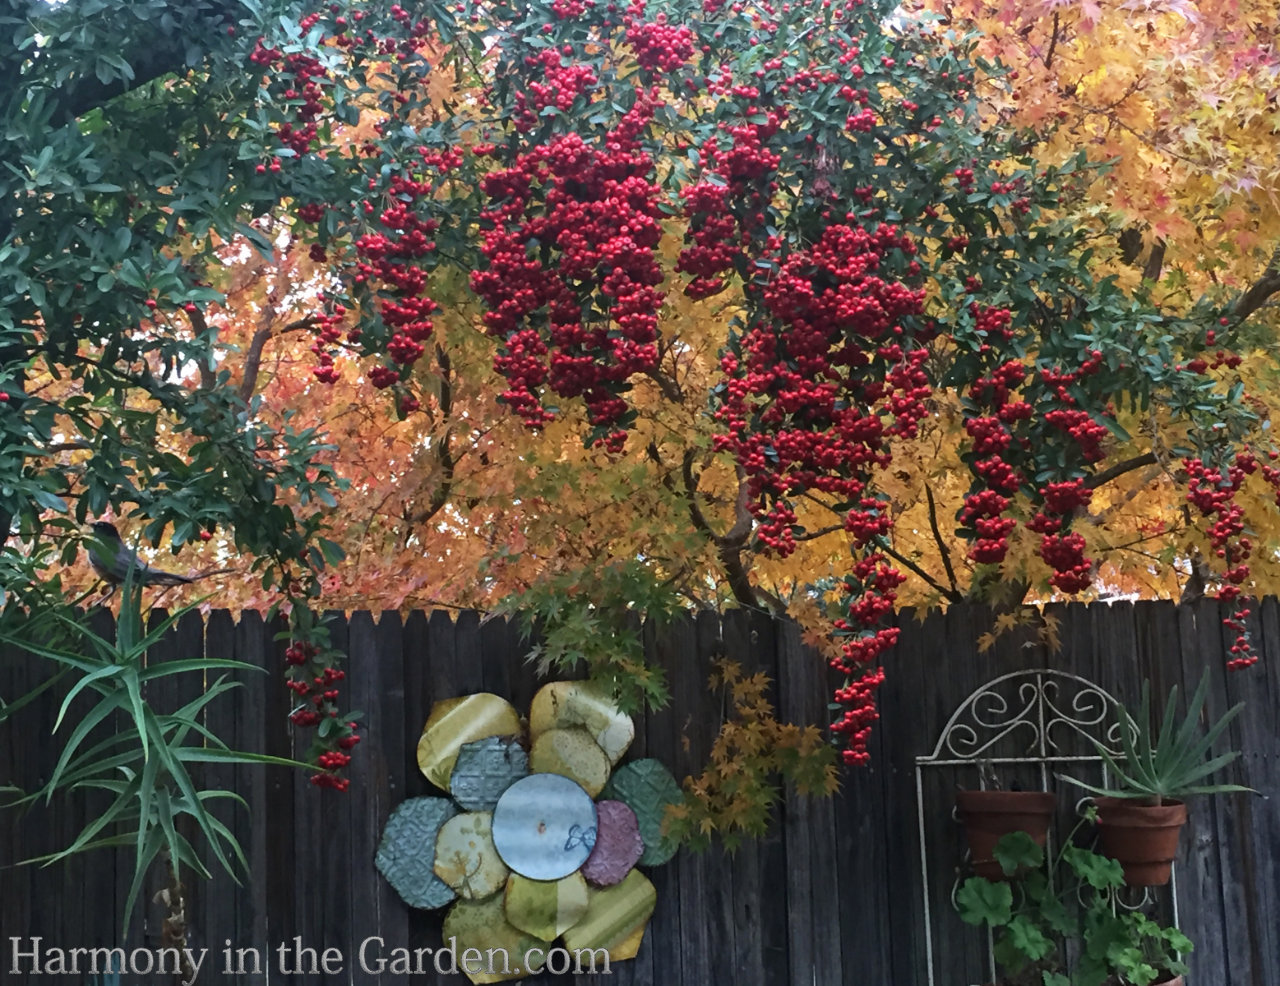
[{"x1": 2, "y1": 601, "x2": 1278, "y2": 986}]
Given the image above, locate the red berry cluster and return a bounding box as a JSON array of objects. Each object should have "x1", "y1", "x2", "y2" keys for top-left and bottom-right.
[
  {"x1": 1038, "y1": 353, "x2": 1108, "y2": 461},
  {"x1": 303, "y1": 151, "x2": 458, "y2": 387},
  {"x1": 830, "y1": 557, "x2": 904, "y2": 764},
  {"x1": 283, "y1": 639, "x2": 360, "y2": 789},
  {"x1": 514, "y1": 49, "x2": 599, "y2": 132},
  {"x1": 959, "y1": 343, "x2": 1025, "y2": 565},
  {"x1": 249, "y1": 16, "x2": 332, "y2": 158},
  {"x1": 716, "y1": 221, "x2": 926, "y2": 555},
  {"x1": 305, "y1": 306, "x2": 347, "y2": 384},
  {"x1": 714, "y1": 218, "x2": 928, "y2": 763},
  {"x1": 1185, "y1": 454, "x2": 1260, "y2": 669},
  {"x1": 1026, "y1": 479, "x2": 1094, "y2": 592},
  {"x1": 1021, "y1": 478, "x2": 1093, "y2": 591},
  {"x1": 470, "y1": 103, "x2": 665, "y2": 448},
  {"x1": 624, "y1": 13, "x2": 697, "y2": 74},
  {"x1": 675, "y1": 111, "x2": 782, "y2": 298}
]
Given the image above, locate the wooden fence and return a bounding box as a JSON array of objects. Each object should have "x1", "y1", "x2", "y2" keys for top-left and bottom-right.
[{"x1": 1, "y1": 600, "x2": 1277, "y2": 985}]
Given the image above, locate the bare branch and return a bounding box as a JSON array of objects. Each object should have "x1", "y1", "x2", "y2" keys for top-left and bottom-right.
[
  {"x1": 793, "y1": 523, "x2": 846, "y2": 542},
  {"x1": 644, "y1": 366, "x2": 684, "y2": 405},
  {"x1": 1044, "y1": 11, "x2": 1060, "y2": 69},
  {"x1": 875, "y1": 537, "x2": 963, "y2": 602},
  {"x1": 1233, "y1": 243, "x2": 1280, "y2": 320},
  {"x1": 926, "y1": 484, "x2": 960, "y2": 594},
  {"x1": 724, "y1": 465, "x2": 754, "y2": 546},
  {"x1": 1142, "y1": 238, "x2": 1166, "y2": 283},
  {"x1": 238, "y1": 316, "x2": 318, "y2": 402},
  {"x1": 680, "y1": 452, "x2": 761, "y2": 608},
  {"x1": 405, "y1": 346, "x2": 457, "y2": 527},
  {"x1": 1085, "y1": 452, "x2": 1158, "y2": 490}
]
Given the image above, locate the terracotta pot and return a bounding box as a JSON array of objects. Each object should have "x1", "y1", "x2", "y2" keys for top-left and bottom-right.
[
  {"x1": 1094, "y1": 796, "x2": 1188, "y2": 886},
  {"x1": 956, "y1": 789, "x2": 1056, "y2": 880}
]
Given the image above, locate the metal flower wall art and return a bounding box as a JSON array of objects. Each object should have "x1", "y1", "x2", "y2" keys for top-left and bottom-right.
[{"x1": 375, "y1": 681, "x2": 682, "y2": 983}]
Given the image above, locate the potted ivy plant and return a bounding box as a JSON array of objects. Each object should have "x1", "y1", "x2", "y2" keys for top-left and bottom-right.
[
  {"x1": 956, "y1": 760, "x2": 1056, "y2": 881},
  {"x1": 1057, "y1": 670, "x2": 1254, "y2": 885},
  {"x1": 955, "y1": 831, "x2": 1192, "y2": 986}
]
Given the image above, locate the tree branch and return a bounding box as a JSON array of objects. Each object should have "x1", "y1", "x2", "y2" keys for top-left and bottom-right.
[
  {"x1": 1233, "y1": 243, "x2": 1280, "y2": 320},
  {"x1": 793, "y1": 523, "x2": 846, "y2": 542},
  {"x1": 680, "y1": 452, "x2": 760, "y2": 608},
  {"x1": 1085, "y1": 452, "x2": 1158, "y2": 490},
  {"x1": 1142, "y1": 238, "x2": 1166, "y2": 283},
  {"x1": 874, "y1": 537, "x2": 963, "y2": 602},
  {"x1": 25, "y1": 1, "x2": 245, "y2": 127},
  {"x1": 680, "y1": 453, "x2": 751, "y2": 548},
  {"x1": 237, "y1": 316, "x2": 317, "y2": 402},
  {"x1": 926, "y1": 483, "x2": 960, "y2": 594},
  {"x1": 644, "y1": 366, "x2": 684, "y2": 405},
  {"x1": 406, "y1": 346, "x2": 457, "y2": 527},
  {"x1": 1044, "y1": 11, "x2": 1060, "y2": 69}
]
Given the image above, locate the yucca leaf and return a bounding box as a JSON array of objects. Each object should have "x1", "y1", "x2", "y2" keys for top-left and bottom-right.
[
  {"x1": 1153, "y1": 680, "x2": 1181, "y2": 770},
  {"x1": 135, "y1": 733, "x2": 162, "y2": 867},
  {"x1": 1172, "y1": 783, "x2": 1256, "y2": 796},
  {"x1": 45, "y1": 690, "x2": 129, "y2": 800},
  {"x1": 54, "y1": 664, "x2": 125, "y2": 731},
  {"x1": 191, "y1": 805, "x2": 250, "y2": 876},
  {"x1": 168, "y1": 676, "x2": 242, "y2": 724},
  {"x1": 55, "y1": 735, "x2": 146, "y2": 788},
  {"x1": 130, "y1": 598, "x2": 213, "y2": 657},
  {"x1": 122, "y1": 669, "x2": 149, "y2": 763},
  {"x1": 155, "y1": 788, "x2": 211, "y2": 882},
  {"x1": 20, "y1": 833, "x2": 138, "y2": 866},
  {"x1": 1168, "y1": 673, "x2": 1210, "y2": 761},
  {"x1": 1092, "y1": 743, "x2": 1148, "y2": 795},
  {"x1": 1055, "y1": 774, "x2": 1126, "y2": 798},
  {"x1": 138, "y1": 657, "x2": 262, "y2": 681},
  {"x1": 157, "y1": 722, "x2": 236, "y2": 880},
  {"x1": 157, "y1": 714, "x2": 227, "y2": 751},
  {"x1": 1136, "y1": 681, "x2": 1159, "y2": 772},
  {"x1": 174, "y1": 747, "x2": 315, "y2": 770},
  {"x1": 0, "y1": 632, "x2": 101, "y2": 673},
  {"x1": 1175, "y1": 702, "x2": 1245, "y2": 771},
  {"x1": 194, "y1": 788, "x2": 250, "y2": 810},
  {"x1": 0, "y1": 667, "x2": 68, "y2": 723},
  {"x1": 53, "y1": 778, "x2": 140, "y2": 860},
  {"x1": 1171, "y1": 751, "x2": 1246, "y2": 789}
]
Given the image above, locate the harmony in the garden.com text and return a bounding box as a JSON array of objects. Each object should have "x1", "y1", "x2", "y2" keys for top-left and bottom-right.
[{"x1": 8, "y1": 936, "x2": 614, "y2": 982}]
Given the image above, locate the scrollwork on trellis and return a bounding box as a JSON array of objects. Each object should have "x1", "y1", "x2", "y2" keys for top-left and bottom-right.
[{"x1": 921, "y1": 670, "x2": 1135, "y2": 765}]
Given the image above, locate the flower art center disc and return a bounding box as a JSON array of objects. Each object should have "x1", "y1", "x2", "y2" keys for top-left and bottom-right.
[{"x1": 491, "y1": 773, "x2": 598, "y2": 880}]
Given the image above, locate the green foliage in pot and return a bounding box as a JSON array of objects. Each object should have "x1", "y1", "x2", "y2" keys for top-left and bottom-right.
[
  {"x1": 956, "y1": 831, "x2": 1192, "y2": 986},
  {"x1": 1058, "y1": 670, "x2": 1254, "y2": 806}
]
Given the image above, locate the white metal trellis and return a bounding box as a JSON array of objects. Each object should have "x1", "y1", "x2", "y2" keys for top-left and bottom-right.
[{"x1": 913, "y1": 669, "x2": 1175, "y2": 986}]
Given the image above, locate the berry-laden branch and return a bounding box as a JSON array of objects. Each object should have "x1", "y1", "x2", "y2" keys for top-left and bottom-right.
[{"x1": 236, "y1": 0, "x2": 1275, "y2": 770}]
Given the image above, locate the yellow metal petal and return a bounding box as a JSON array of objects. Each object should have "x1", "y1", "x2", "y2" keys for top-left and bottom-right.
[
  {"x1": 434, "y1": 812, "x2": 509, "y2": 900},
  {"x1": 503, "y1": 872, "x2": 590, "y2": 942},
  {"x1": 529, "y1": 681, "x2": 634, "y2": 764},
  {"x1": 441, "y1": 895, "x2": 545, "y2": 984},
  {"x1": 561, "y1": 870, "x2": 656, "y2": 959},
  {"x1": 528, "y1": 726, "x2": 611, "y2": 797},
  {"x1": 417, "y1": 693, "x2": 522, "y2": 791}
]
